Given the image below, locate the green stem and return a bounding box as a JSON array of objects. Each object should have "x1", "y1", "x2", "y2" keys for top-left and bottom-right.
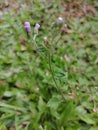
[
  {"x1": 33, "y1": 35, "x2": 66, "y2": 101},
  {"x1": 48, "y1": 52, "x2": 66, "y2": 101}
]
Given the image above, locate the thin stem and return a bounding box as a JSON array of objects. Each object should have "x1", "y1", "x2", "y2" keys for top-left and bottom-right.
[
  {"x1": 26, "y1": 31, "x2": 30, "y2": 39},
  {"x1": 33, "y1": 35, "x2": 66, "y2": 101},
  {"x1": 33, "y1": 34, "x2": 47, "y2": 59},
  {"x1": 48, "y1": 52, "x2": 66, "y2": 101}
]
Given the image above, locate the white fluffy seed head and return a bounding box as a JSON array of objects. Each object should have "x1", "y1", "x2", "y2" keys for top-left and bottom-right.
[{"x1": 57, "y1": 17, "x2": 63, "y2": 23}]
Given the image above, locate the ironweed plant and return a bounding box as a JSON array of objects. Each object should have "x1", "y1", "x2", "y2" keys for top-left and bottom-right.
[{"x1": 0, "y1": 0, "x2": 98, "y2": 130}]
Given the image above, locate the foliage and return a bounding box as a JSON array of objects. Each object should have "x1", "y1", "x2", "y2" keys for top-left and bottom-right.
[{"x1": 0, "y1": 0, "x2": 98, "y2": 129}]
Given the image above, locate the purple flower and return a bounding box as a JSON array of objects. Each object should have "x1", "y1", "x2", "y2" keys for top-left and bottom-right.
[
  {"x1": 34, "y1": 23, "x2": 40, "y2": 30},
  {"x1": 24, "y1": 22, "x2": 31, "y2": 32},
  {"x1": 62, "y1": 24, "x2": 67, "y2": 31},
  {"x1": 34, "y1": 23, "x2": 40, "y2": 34}
]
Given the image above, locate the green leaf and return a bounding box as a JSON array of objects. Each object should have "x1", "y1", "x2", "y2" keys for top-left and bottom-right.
[
  {"x1": 38, "y1": 96, "x2": 46, "y2": 111},
  {"x1": 37, "y1": 45, "x2": 46, "y2": 52},
  {"x1": 90, "y1": 127, "x2": 98, "y2": 130},
  {"x1": 80, "y1": 115, "x2": 95, "y2": 125},
  {"x1": 47, "y1": 96, "x2": 60, "y2": 110},
  {"x1": 55, "y1": 71, "x2": 68, "y2": 80},
  {"x1": 3, "y1": 91, "x2": 13, "y2": 97},
  {"x1": 60, "y1": 101, "x2": 75, "y2": 126},
  {"x1": 0, "y1": 122, "x2": 7, "y2": 130}
]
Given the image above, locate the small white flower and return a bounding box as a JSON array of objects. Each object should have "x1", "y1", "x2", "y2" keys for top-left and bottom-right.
[
  {"x1": 57, "y1": 17, "x2": 63, "y2": 23},
  {"x1": 43, "y1": 36, "x2": 48, "y2": 41}
]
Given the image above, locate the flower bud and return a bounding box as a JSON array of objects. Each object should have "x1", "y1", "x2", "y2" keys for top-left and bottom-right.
[
  {"x1": 34, "y1": 23, "x2": 40, "y2": 30},
  {"x1": 24, "y1": 22, "x2": 31, "y2": 32},
  {"x1": 61, "y1": 24, "x2": 67, "y2": 31},
  {"x1": 34, "y1": 23, "x2": 40, "y2": 34},
  {"x1": 43, "y1": 36, "x2": 48, "y2": 41},
  {"x1": 57, "y1": 17, "x2": 63, "y2": 23}
]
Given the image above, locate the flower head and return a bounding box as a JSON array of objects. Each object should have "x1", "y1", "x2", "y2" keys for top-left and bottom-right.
[
  {"x1": 61, "y1": 24, "x2": 67, "y2": 31},
  {"x1": 24, "y1": 22, "x2": 31, "y2": 32},
  {"x1": 34, "y1": 23, "x2": 40, "y2": 30},
  {"x1": 57, "y1": 17, "x2": 63, "y2": 23},
  {"x1": 34, "y1": 23, "x2": 40, "y2": 34},
  {"x1": 43, "y1": 36, "x2": 47, "y2": 41}
]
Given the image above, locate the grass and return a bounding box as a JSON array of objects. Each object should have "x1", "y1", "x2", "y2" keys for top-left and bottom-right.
[{"x1": 0, "y1": 0, "x2": 98, "y2": 130}]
